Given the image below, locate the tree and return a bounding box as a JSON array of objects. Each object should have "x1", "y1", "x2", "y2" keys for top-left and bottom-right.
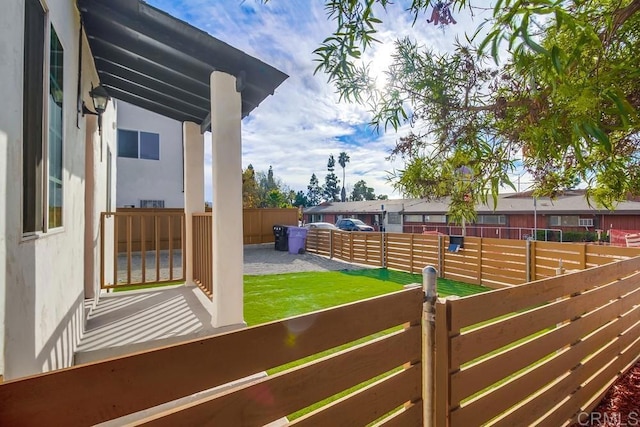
[
  {"x1": 307, "y1": 173, "x2": 323, "y2": 206},
  {"x1": 351, "y1": 179, "x2": 376, "y2": 201},
  {"x1": 305, "y1": 0, "x2": 640, "y2": 214},
  {"x1": 293, "y1": 190, "x2": 309, "y2": 207},
  {"x1": 323, "y1": 154, "x2": 340, "y2": 202},
  {"x1": 242, "y1": 164, "x2": 259, "y2": 208},
  {"x1": 338, "y1": 151, "x2": 350, "y2": 202}
]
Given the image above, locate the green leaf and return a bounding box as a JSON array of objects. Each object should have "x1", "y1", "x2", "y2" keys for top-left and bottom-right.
[{"x1": 550, "y1": 45, "x2": 562, "y2": 73}]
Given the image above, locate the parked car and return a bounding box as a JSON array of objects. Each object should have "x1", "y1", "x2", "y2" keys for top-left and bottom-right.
[
  {"x1": 303, "y1": 222, "x2": 338, "y2": 230},
  {"x1": 335, "y1": 218, "x2": 375, "y2": 232}
]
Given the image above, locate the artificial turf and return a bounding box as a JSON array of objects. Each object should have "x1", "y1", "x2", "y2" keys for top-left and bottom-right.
[{"x1": 244, "y1": 268, "x2": 490, "y2": 326}]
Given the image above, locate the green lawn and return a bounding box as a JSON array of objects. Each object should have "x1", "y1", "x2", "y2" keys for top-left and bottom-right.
[{"x1": 244, "y1": 268, "x2": 490, "y2": 326}]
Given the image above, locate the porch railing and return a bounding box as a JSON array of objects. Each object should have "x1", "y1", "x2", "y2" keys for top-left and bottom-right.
[
  {"x1": 192, "y1": 213, "x2": 212, "y2": 297},
  {"x1": 100, "y1": 210, "x2": 185, "y2": 289}
]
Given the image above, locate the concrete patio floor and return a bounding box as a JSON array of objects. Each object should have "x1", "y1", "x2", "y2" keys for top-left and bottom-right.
[{"x1": 75, "y1": 285, "x2": 223, "y2": 364}]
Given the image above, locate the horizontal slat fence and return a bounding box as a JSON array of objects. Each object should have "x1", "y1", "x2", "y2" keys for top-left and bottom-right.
[
  {"x1": 306, "y1": 230, "x2": 640, "y2": 288},
  {"x1": 0, "y1": 287, "x2": 423, "y2": 426},
  {"x1": 436, "y1": 256, "x2": 640, "y2": 426},
  {"x1": 242, "y1": 208, "x2": 298, "y2": 244}
]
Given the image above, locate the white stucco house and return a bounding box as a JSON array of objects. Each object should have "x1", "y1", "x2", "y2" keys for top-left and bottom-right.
[
  {"x1": 0, "y1": 0, "x2": 286, "y2": 381},
  {"x1": 116, "y1": 101, "x2": 185, "y2": 208}
]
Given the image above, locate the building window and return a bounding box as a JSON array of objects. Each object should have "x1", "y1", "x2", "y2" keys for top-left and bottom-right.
[
  {"x1": 48, "y1": 26, "x2": 64, "y2": 229},
  {"x1": 425, "y1": 215, "x2": 447, "y2": 223},
  {"x1": 404, "y1": 214, "x2": 423, "y2": 223},
  {"x1": 118, "y1": 129, "x2": 160, "y2": 160},
  {"x1": 579, "y1": 218, "x2": 594, "y2": 227},
  {"x1": 140, "y1": 200, "x2": 165, "y2": 208},
  {"x1": 23, "y1": 2, "x2": 64, "y2": 232},
  {"x1": 550, "y1": 215, "x2": 579, "y2": 227},
  {"x1": 387, "y1": 212, "x2": 401, "y2": 224},
  {"x1": 477, "y1": 215, "x2": 506, "y2": 225},
  {"x1": 22, "y1": 0, "x2": 46, "y2": 233}
]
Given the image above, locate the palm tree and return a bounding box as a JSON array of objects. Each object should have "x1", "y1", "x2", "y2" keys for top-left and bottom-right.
[{"x1": 338, "y1": 152, "x2": 350, "y2": 202}]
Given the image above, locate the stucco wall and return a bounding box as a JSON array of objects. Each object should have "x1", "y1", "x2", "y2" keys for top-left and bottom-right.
[
  {"x1": 0, "y1": 0, "x2": 115, "y2": 379},
  {"x1": 116, "y1": 101, "x2": 184, "y2": 208}
]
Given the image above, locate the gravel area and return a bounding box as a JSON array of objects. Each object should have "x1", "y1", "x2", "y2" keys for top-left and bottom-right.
[{"x1": 243, "y1": 243, "x2": 369, "y2": 275}]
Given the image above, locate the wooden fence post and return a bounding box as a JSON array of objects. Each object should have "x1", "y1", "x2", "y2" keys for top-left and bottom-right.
[
  {"x1": 423, "y1": 266, "x2": 437, "y2": 427},
  {"x1": 435, "y1": 297, "x2": 451, "y2": 427}
]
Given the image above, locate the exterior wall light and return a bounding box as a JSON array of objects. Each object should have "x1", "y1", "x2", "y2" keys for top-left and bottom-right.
[{"x1": 82, "y1": 84, "x2": 111, "y2": 134}]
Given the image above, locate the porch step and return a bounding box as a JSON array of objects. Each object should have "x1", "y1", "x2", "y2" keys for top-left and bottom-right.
[{"x1": 75, "y1": 285, "x2": 243, "y2": 365}]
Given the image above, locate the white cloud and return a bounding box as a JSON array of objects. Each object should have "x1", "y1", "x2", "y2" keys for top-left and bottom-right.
[{"x1": 148, "y1": 0, "x2": 488, "y2": 201}]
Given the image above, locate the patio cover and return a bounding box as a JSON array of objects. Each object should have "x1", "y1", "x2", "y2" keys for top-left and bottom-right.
[{"x1": 77, "y1": 0, "x2": 288, "y2": 128}]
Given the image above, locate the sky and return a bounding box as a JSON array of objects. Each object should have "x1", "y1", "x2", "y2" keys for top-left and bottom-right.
[{"x1": 145, "y1": 0, "x2": 499, "y2": 201}]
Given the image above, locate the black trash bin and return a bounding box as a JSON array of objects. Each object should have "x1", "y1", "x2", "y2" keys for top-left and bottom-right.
[{"x1": 273, "y1": 225, "x2": 289, "y2": 251}]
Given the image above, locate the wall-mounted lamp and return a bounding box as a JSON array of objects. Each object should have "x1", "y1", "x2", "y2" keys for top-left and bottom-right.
[{"x1": 82, "y1": 84, "x2": 111, "y2": 134}]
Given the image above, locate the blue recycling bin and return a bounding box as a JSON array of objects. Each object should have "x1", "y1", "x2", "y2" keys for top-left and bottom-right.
[{"x1": 287, "y1": 226, "x2": 308, "y2": 254}]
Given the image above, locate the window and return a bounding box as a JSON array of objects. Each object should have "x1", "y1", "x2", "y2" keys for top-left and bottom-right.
[
  {"x1": 425, "y1": 215, "x2": 447, "y2": 223},
  {"x1": 550, "y1": 215, "x2": 579, "y2": 226},
  {"x1": 22, "y1": 0, "x2": 46, "y2": 233},
  {"x1": 477, "y1": 215, "x2": 506, "y2": 225},
  {"x1": 579, "y1": 218, "x2": 594, "y2": 227},
  {"x1": 118, "y1": 129, "x2": 160, "y2": 160},
  {"x1": 387, "y1": 212, "x2": 401, "y2": 224},
  {"x1": 404, "y1": 214, "x2": 423, "y2": 223},
  {"x1": 48, "y1": 26, "x2": 63, "y2": 229},
  {"x1": 140, "y1": 200, "x2": 165, "y2": 208},
  {"x1": 23, "y1": 1, "x2": 64, "y2": 232}
]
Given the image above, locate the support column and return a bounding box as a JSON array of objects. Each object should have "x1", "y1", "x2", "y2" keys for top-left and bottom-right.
[
  {"x1": 183, "y1": 121, "x2": 204, "y2": 287},
  {"x1": 210, "y1": 71, "x2": 244, "y2": 328}
]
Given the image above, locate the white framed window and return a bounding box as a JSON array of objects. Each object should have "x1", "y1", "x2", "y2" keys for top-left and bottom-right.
[
  {"x1": 140, "y1": 200, "x2": 165, "y2": 208},
  {"x1": 118, "y1": 129, "x2": 160, "y2": 160},
  {"x1": 404, "y1": 214, "x2": 423, "y2": 223},
  {"x1": 579, "y1": 218, "x2": 594, "y2": 227},
  {"x1": 425, "y1": 215, "x2": 447, "y2": 223},
  {"x1": 387, "y1": 212, "x2": 401, "y2": 224},
  {"x1": 477, "y1": 215, "x2": 506, "y2": 225},
  {"x1": 550, "y1": 215, "x2": 580, "y2": 226},
  {"x1": 23, "y1": 0, "x2": 65, "y2": 233}
]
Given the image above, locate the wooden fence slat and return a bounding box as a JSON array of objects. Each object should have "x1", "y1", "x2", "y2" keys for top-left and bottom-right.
[
  {"x1": 132, "y1": 327, "x2": 421, "y2": 427},
  {"x1": 291, "y1": 363, "x2": 421, "y2": 427},
  {"x1": 448, "y1": 256, "x2": 640, "y2": 330},
  {"x1": 435, "y1": 299, "x2": 452, "y2": 427},
  {"x1": 451, "y1": 272, "x2": 640, "y2": 367},
  {"x1": 451, "y1": 284, "x2": 640, "y2": 404},
  {"x1": 489, "y1": 317, "x2": 640, "y2": 427},
  {"x1": 0, "y1": 288, "x2": 422, "y2": 427},
  {"x1": 452, "y1": 305, "x2": 640, "y2": 426},
  {"x1": 376, "y1": 400, "x2": 422, "y2": 427}
]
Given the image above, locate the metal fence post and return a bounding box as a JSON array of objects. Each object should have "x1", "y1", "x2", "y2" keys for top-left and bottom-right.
[{"x1": 423, "y1": 265, "x2": 437, "y2": 427}]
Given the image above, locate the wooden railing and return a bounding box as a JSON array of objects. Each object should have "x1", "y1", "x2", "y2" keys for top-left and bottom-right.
[
  {"x1": 100, "y1": 211, "x2": 185, "y2": 289},
  {"x1": 192, "y1": 213, "x2": 212, "y2": 297},
  {"x1": 0, "y1": 287, "x2": 423, "y2": 426},
  {"x1": 435, "y1": 256, "x2": 640, "y2": 425},
  {"x1": 305, "y1": 229, "x2": 640, "y2": 288}
]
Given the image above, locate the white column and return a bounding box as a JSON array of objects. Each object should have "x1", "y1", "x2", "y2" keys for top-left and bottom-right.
[
  {"x1": 210, "y1": 71, "x2": 244, "y2": 327},
  {"x1": 183, "y1": 121, "x2": 204, "y2": 287}
]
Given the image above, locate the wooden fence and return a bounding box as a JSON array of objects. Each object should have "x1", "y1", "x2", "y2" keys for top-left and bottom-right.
[
  {"x1": 435, "y1": 256, "x2": 640, "y2": 425},
  {"x1": 192, "y1": 213, "x2": 212, "y2": 297},
  {"x1": 0, "y1": 287, "x2": 423, "y2": 426},
  {"x1": 305, "y1": 230, "x2": 640, "y2": 288},
  {"x1": 242, "y1": 208, "x2": 299, "y2": 244}
]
